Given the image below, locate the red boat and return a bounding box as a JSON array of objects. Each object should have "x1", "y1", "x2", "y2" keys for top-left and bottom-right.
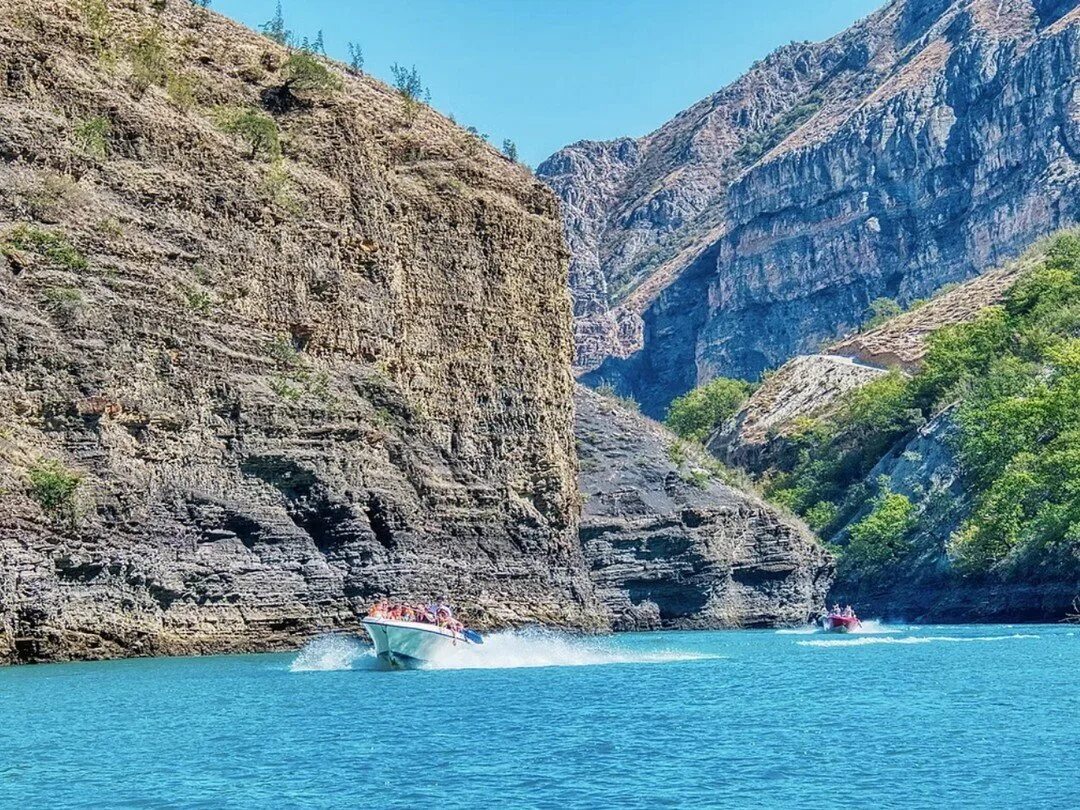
[{"x1": 821, "y1": 614, "x2": 862, "y2": 633}]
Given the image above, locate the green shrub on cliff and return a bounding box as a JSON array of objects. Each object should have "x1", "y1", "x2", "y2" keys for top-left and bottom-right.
[
  {"x1": 78, "y1": 0, "x2": 114, "y2": 60},
  {"x1": 215, "y1": 107, "x2": 281, "y2": 160},
  {"x1": 390, "y1": 63, "x2": 429, "y2": 123},
  {"x1": 843, "y1": 492, "x2": 917, "y2": 574},
  {"x1": 129, "y1": 25, "x2": 170, "y2": 92},
  {"x1": 735, "y1": 91, "x2": 823, "y2": 164},
  {"x1": 665, "y1": 377, "x2": 753, "y2": 442},
  {"x1": 27, "y1": 459, "x2": 82, "y2": 518},
  {"x1": 2, "y1": 225, "x2": 87, "y2": 271},
  {"x1": 74, "y1": 116, "x2": 110, "y2": 160},
  {"x1": 346, "y1": 43, "x2": 364, "y2": 75},
  {"x1": 260, "y1": 1, "x2": 291, "y2": 45},
  {"x1": 281, "y1": 51, "x2": 342, "y2": 95}
]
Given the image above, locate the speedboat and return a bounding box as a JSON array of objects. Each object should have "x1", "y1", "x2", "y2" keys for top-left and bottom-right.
[
  {"x1": 361, "y1": 616, "x2": 483, "y2": 669},
  {"x1": 821, "y1": 614, "x2": 862, "y2": 633}
]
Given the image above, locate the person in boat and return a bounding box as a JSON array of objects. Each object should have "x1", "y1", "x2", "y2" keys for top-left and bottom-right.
[
  {"x1": 831, "y1": 603, "x2": 841, "y2": 616},
  {"x1": 842, "y1": 605, "x2": 854, "y2": 618}
]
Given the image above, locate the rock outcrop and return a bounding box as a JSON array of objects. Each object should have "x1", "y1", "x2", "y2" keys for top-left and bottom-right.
[
  {"x1": 711, "y1": 235, "x2": 1080, "y2": 621},
  {"x1": 830, "y1": 406, "x2": 1079, "y2": 622},
  {"x1": 575, "y1": 386, "x2": 831, "y2": 629},
  {"x1": 539, "y1": 0, "x2": 1080, "y2": 417},
  {"x1": 0, "y1": 0, "x2": 601, "y2": 664},
  {"x1": 713, "y1": 246, "x2": 1038, "y2": 467},
  {"x1": 829, "y1": 258, "x2": 1034, "y2": 370},
  {"x1": 709, "y1": 354, "x2": 888, "y2": 471}
]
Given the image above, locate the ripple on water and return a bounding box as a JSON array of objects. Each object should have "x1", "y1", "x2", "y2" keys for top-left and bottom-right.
[{"x1": 797, "y1": 633, "x2": 1040, "y2": 648}]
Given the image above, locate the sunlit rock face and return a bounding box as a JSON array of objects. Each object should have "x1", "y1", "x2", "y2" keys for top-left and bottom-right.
[
  {"x1": 0, "y1": 0, "x2": 602, "y2": 663},
  {"x1": 540, "y1": 0, "x2": 1080, "y2": 417}
]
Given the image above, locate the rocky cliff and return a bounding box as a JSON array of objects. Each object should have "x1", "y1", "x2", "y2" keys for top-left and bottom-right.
[
  {"x1": 575, "y1": 386, "x2": 830, "y2": 629},
  {"x1": 539, "y1": 0, "x2": 1080, "y2": 417},
  {"x1": 0, "y1": 0, "x2": 601, "y2": 664},
  {"x1": 712, "y1": 249, "x2": 1038, "y2": 468},
  {"x1": 0, "y1": 0, "x2": 842, "y2": 665}
]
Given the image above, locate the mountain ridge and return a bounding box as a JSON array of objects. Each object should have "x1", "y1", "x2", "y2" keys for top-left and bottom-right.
[{"x1": 539, "y1": 0, "x2": 1080, "y2": 417}]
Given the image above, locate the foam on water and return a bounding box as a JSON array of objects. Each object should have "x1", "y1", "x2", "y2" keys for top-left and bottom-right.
[
  {"x1": 797, "y1": 633, "x2": 1039, "y2": 648},
  {"x1": 777, "y1": 620, "x2": 900, "y2": 635},
  {"x1": 288, "y1": 629, "x2": 714, "y2": 672},
  {"x1": 289, "y1": 634, "x2": 373, "y2": 671},
  {"x1": 855, "y1": 620, "x2": 901, "y2": 634},
  {"x1": 421, "y1": 628, "x2": 715, "y2": 670}
]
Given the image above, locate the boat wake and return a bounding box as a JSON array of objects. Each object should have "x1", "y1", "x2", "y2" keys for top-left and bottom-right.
[
  {"x1": 797, "y1": 633, "x2": 1039, "y2": 648},
  {"x1": 421, "y1": 628, "x2": 715, "y2": 671},
  {"x1": 289, "y1": 634, "x2": 375, "y2": 672},
  {"x1": 777, "y1": 620, "x2": 899, "y2": 635},
  {"x1": 287, "y1": 629, "x2": 715, "y2": 672},
  {"x1": 853, "y1": 620, "x2": 901, "y2": 634}
]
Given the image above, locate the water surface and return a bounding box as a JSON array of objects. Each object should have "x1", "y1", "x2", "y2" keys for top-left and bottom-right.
[{"x1": 2, "y1": 624, "x2": 1076, "y2": 808}]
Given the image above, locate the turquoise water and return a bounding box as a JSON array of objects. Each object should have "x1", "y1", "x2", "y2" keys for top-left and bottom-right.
[{"x1": 1, "y1": 624, "x2": 1077, "y2": 808}]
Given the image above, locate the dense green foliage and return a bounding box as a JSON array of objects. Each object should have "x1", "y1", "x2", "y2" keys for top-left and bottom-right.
[
  {"x1": 765, "y1": 232, "x2": 1080, "y2": 581},
  {"x1": 282, "y1": 51, "x2": 342, "y2": 94},
  {"x1": 27, "y1": 460, "x2": 82, "y2": 518},
  {"x1": 843, "y1": 492, "x2": 917, "y2": 575},
  {"x1": 665, "y1": 377, "x2": 753, "y2": 442}
]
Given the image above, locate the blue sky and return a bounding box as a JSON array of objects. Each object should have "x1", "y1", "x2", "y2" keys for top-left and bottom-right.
[{"x1": 212, "y1": 0, "x2": 883, "y2": 166}]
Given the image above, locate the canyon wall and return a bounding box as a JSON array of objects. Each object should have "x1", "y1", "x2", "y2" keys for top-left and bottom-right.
[
  {"x1": 575, "y1": 386, "x2": 830, "y2": 629},
  {"x1": 0, "y1": 0, "x2": 598, "y2": 663},
  {"x1": 539, "y1": 0, "x2": 1080, "y2": 418}
]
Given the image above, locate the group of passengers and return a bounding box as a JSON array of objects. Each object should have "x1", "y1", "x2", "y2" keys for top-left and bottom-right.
[
  {"x1": 830, "y1": 603, "x2": 857, "y2": 618},
  {"x1": 368, "y1": 599, "x2": 464, "y2": 633}
]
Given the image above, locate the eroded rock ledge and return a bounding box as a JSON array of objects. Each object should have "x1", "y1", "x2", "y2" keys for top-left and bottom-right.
[{"x1": 575, "y1": 386, "x2": 832, "y2": 629}]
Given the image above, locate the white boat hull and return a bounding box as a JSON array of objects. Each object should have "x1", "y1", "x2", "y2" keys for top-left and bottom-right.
[{"x1": 361, "y1": 618, "x2": 474, "y2": 669}]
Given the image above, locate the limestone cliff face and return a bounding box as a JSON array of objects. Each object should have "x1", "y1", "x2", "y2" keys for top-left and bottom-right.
[
  {"x1": 540, "y1": 0, "x2": 1080, "y2": 417},
  {"x1": 575, "y1": 386, "x2": 831, "y2": 629},
  {"x1": 0, "y1": 0, "x2": 600, "y2": 663}
]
